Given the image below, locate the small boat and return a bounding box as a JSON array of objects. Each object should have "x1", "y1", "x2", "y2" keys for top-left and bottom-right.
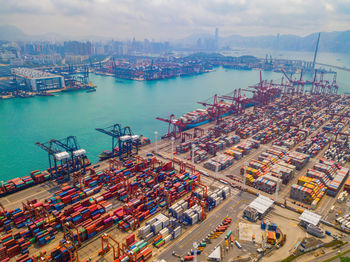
[
  {"x1": 37, "y1": 92, "x2": 54, "y2": 97},
  {"x1": 86, "y1": 89, "x2": 96, "y2": 93},
  {"x1": 18, "y1": 93, "x2": 35, "y2": 98}
]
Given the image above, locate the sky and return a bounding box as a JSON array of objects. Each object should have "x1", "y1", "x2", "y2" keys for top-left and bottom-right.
[{"x1": 0, "y1": 0, "x2": 350, "y2": 40}]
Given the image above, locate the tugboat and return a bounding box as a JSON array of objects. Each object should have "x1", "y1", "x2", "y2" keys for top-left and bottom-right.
[{"x1": 98, "y1": 150, "x2": 115, "y2": 161}]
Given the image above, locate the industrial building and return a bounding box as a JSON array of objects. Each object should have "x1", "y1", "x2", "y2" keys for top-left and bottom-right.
[
  {"x1": 299, "y1": 210, "x2": 322, "y2": 228},
  {"x1": 12, "y1": 67, "x2": 65, "y2": 92},
  {"x1": 243, "y1": 194, "x2": 275, "y2": 222}
]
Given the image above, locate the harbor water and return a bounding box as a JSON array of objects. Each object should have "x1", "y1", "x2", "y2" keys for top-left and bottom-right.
[{"x1": 1, "y1": 50, "x2": 350, "y2": 181}]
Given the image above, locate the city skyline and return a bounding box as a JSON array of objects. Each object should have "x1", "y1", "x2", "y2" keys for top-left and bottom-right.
[{"x1": 0, "y1": 0, "x2": 350, "y2": 41}]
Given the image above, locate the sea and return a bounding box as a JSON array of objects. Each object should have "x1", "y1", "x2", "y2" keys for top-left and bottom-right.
[{"x1": 1, "y1": 49, "x2": 350, "y2": 181}]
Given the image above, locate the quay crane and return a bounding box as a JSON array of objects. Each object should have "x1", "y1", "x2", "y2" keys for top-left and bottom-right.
[
  {"x1": 156, "y1": 114, "x2": 186, "y2": 139},
  {"x1": 96, "y1": 123, "x2": 140, "y2": 159},
  {"x1": 281, "y1": 69, "x2": 305, "y2": 95},
  {"x1": 242, "y1": 71, "x2": 282, "y2": 107},
  {"x1": 35, "y1": 140, "x2": 71, "y2": 183},
  {"x1": 309, "y1": 70, "x2": 338, "y2": 95},
  {"x1": 219, "y1": 88, "x2": 249, "y2": 114},
  {"x1": 198, "y1": 94, "x2": 225, "y2": 124},
  {"x1": 35, "y1": 136, "x2": 87, "y2": 183},
  {"x1": 51, "y1": 136, "x2": 87, "y2": 175}
]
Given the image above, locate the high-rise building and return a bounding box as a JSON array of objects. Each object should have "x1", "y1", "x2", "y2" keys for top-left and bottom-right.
[{"x1": 215, "y1": 28, "x2": 219, "y2": 50}]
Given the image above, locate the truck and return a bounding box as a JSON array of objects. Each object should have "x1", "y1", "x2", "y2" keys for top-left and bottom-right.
[{"x1": 235, "y1": 240, "x2": 242, "y2": 249}]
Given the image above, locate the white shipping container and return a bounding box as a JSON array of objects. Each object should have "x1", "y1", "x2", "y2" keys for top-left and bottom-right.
[
  {"x1": 160, "y1": 228, "x2": 169, "y2": 237},
  {"x1": 164, "y1": 235, "x2": 172, "y2": 243},
  {"x1": 145, "y1": 232, "x2": 154, "y2": 241},
  {"x1": 147, "y1": 218, "x2": 157, "y2": 226}
]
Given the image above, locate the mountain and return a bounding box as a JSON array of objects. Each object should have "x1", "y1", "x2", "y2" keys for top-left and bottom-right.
[
  {"x1": 0, "y1": 24, "x2": 27, "y2": 40},
  {"x1": 179, "y1": 30, "x2": 350, "y2": 53},
  {"x1": 220, "y1": 30, "x2": 350, "y2": 53},
  {"x1": 1, "y1": 23, "x2": 350, "y2": 53},
  {"x1": 0, "y1": 24, "x2": 113, "y2": 42}
]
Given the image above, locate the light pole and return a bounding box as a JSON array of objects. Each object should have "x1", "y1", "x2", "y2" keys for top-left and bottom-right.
[
  {"x1": 275, "y1": 175, "x2": 280, "y2": 202},
  {"x1": 243, "y1": 162, "x2": 248, "y2": 191},
  {"x1": 154, "y1": 131, "x2": 158, "y2": 153},
  {"x1": 192, "y1": 143, "x2": 195, "y2": 164},
  {"x1": 193, "y1": 242, "x2": 198, "y2": 262},
  {"x1": 171, "y1": 136, "x2": 175, "y2": 160}
]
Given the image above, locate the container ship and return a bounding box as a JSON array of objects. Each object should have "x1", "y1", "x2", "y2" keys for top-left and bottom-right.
[{"x1": 176, "y1": 102, "x2": 255, "y2": 131}]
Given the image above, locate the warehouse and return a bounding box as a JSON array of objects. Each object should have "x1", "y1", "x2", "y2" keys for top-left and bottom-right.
[
  {"x1": 299, "y1": 210, "x2": 322, "y2": 228},
  {"x1": 11, "y1": 67, "x2": 65, "y2": 91},
  {"x1": 243, "y1": 194, "x2": 274, "y2": 222}
]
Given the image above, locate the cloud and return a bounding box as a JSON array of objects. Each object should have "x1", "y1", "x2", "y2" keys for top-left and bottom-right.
[{"x1": 0, "y1": 0, "x2": 349, "y2": 40}]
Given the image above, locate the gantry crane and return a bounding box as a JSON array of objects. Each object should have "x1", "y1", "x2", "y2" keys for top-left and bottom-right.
[
  {"x1": 198, "y1": 94, "x2": 224, "y2": 124},
  {"x1": 62, "y1": 221, "x2": 82, "y2": 247},
  {"x1": 22, "y1": 200, "x2": 54, "y2": 226},
  {"x1": 35, "y1": 140, "x2": 71, "y2": 183},
  {"x1": 96, "y1": 123, "x2": 140, "y2": 159},
  {"x1": 99, "y1": 233, "x2": 121, "y2": 260},
  {"x1": 51, "y1": 136, "x2": 87, "y2": 175},
  {"x1": 156, "y1": 114, "x2": 185, "y2": 139},
  {"x1": 308, "y1": 69, "x2": 338, "y2": 95},
  {"x1": 193, "y1": 127, "x2": 205, "y2": 138},
  {"x1": 219, "y1": 88, "x2": 249, "y2": 114},
  {"x1": 281, "y1": 69, "x2": 305, "y2": 95},
  {"x1": 60, "y1": 239, "x2": 80, "y2": 262}
]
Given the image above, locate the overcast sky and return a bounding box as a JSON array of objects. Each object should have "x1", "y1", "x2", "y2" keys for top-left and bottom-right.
[{"x1": 0, "y1": 0, "x2": 350, "y2": 40}]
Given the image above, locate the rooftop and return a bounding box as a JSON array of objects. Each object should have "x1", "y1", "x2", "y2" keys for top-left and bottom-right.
[
  {"x1": 11, "y1": 67, "x2": 61, "y2": 79},
  {"x1": 248, "y1": 194, "x2": 274, "y2": 214},
  {"x1": 299, "y1": 210, "x2": 322, "y2": 226}
]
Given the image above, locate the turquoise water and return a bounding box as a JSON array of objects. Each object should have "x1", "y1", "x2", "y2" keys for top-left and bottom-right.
[{"x1": 1, "y1": 50, "x2": 350, "y2": 181}]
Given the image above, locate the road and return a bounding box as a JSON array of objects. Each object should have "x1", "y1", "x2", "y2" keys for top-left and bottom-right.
[{"x1": 157, "y1": 191, "x2": 255, "y2": 261}]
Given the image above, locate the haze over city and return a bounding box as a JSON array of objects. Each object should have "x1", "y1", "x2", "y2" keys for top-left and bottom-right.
[
  {"x1": 1, "y1": 0, "x2": 350, "y2": 40},
  {"x1": 1, "y1": 1, "x2": 350, "y2": 262}
]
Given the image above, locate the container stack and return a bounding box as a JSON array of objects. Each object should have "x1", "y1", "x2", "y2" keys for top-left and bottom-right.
[
  {"x1": 306, "y1": 169, "x2": 330, "y2": 186},
  {"x1": 270, "y1": 164, "x2": 294, "y2": 184},
  {"x1": 0, "y1": 158, "x2": 201, "y2": 259},
  {"x1": 287, "y1": 151, "x2": 310, "y2": 170},
  {"x1": 314, "y1": 163, "x2": 336, "y2": 180},
  {"x1": 253, "y1": 177, "x2": 277, "y2": 194},
  {"x1": 296, "y1": 132, "x2": 330, "y2": 157},
  {"x1": 327, "y1": 167, "x2": 349, "y2": 196},
  {"x1": 2, "y1": 234, "x2": 20, "y2": 258},
  {"x1": 204, "y1": 154, "x2": 234, "y2": 171}
]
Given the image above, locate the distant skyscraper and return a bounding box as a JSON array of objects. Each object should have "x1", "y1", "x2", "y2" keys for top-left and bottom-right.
[{"x1": 215, "y1": 28, "x2": 219, "y2": 50}]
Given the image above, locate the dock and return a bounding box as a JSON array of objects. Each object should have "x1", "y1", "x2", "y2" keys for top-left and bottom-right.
[{"x1": 1, "y1": 92, "x2": 350, "y2": 262}]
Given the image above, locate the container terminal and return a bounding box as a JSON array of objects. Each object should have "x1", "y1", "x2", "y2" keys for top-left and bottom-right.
[{"x1": 1, "y1": 72, "x2": 350, "y2": 262}]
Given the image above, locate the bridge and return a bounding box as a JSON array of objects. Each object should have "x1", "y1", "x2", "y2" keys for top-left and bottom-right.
[{"x1": 316, "y1": 62, "x2": 350, "y2": 72}]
